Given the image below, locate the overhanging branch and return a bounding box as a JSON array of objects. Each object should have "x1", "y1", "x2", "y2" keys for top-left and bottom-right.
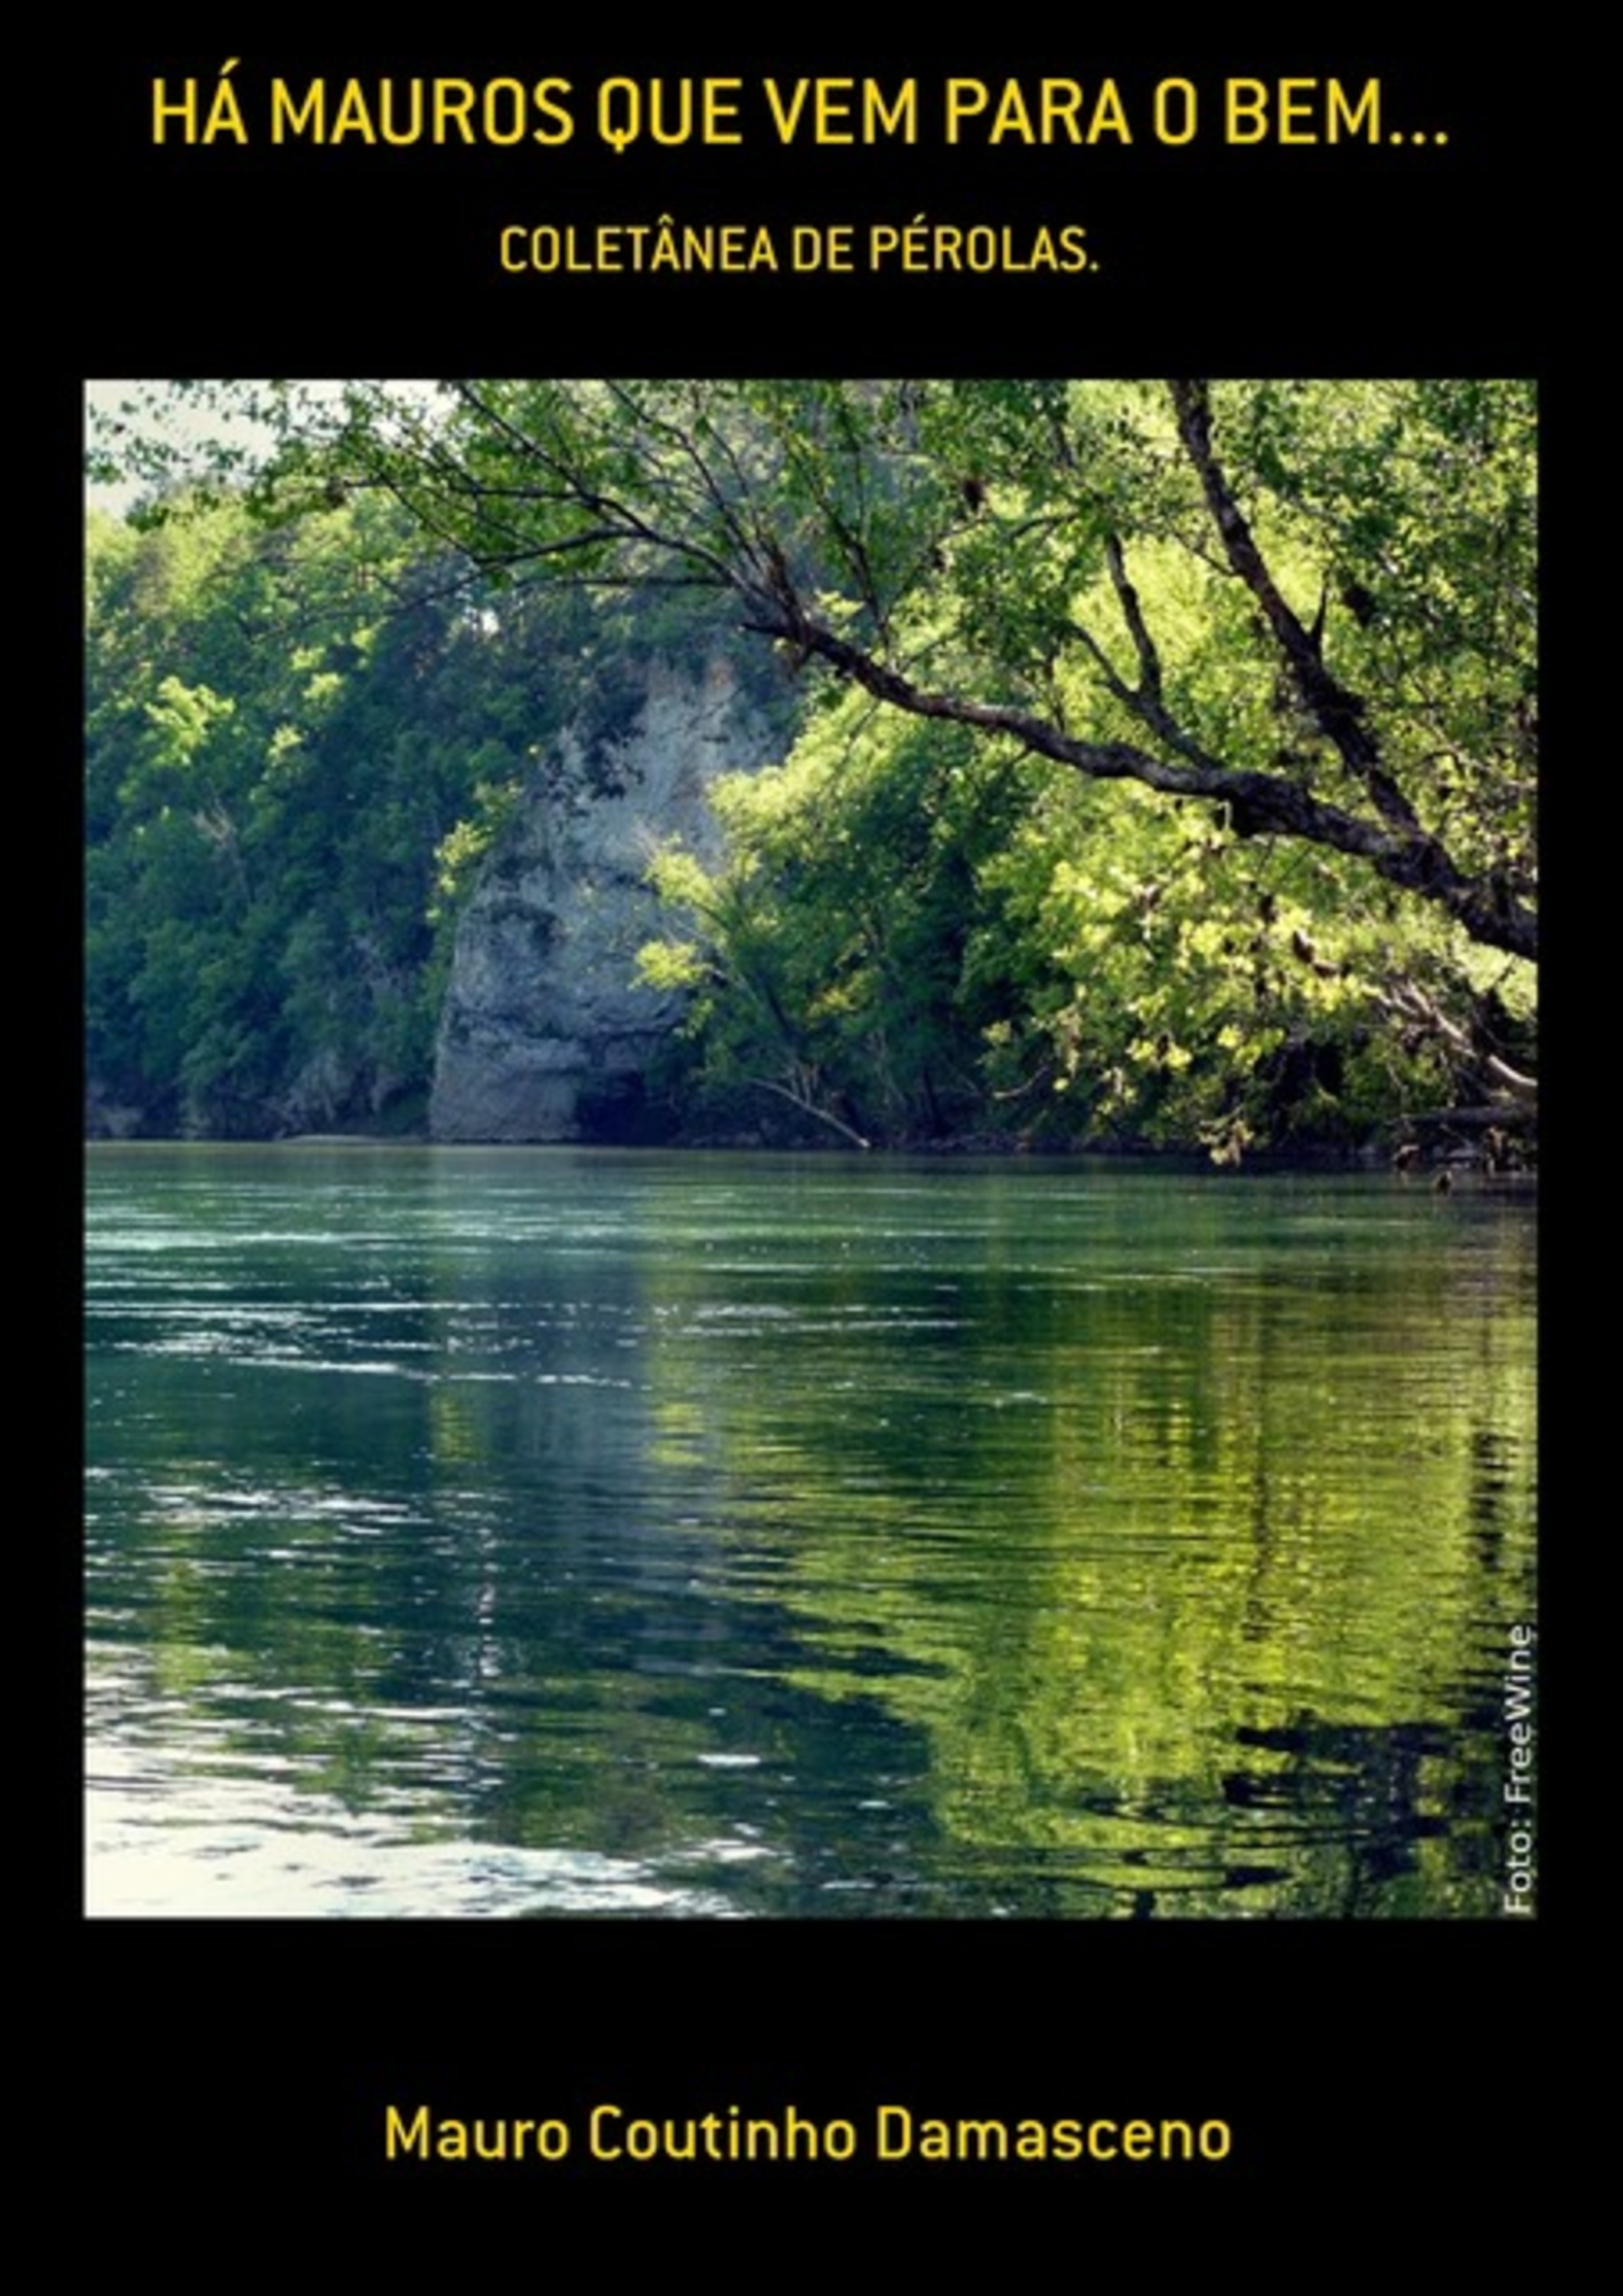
[{"x1": 753, "y1": 599, "x2": 1538, "y2": 964}]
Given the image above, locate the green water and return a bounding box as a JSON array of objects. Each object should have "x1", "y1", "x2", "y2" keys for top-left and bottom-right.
[{"x1": 84, "y1": 1144, "x2": 1536, "y2": 1917}]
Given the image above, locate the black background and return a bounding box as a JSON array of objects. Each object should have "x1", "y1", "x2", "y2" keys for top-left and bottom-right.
[{"x1": 62, "y1": 31, "x2": 1552, "y2": 2249}]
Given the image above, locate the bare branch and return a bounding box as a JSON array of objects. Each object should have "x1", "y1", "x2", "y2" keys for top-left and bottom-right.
[{"x1": 745, "y1": 1075, "x2": 871, "y2": 1149}]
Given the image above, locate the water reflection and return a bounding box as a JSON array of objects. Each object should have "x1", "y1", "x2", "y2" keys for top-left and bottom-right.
[{"x1": 86, "y1": 1146, "x2": 1536, "y2": 1917}]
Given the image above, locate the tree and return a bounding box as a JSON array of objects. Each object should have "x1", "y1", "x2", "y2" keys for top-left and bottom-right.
[
  {"x1": 87, "y1": 487, "x2": 598, "y2": 1132},
  {"x1": 98, "y1": 379, "x2": 1537, "y2": 1146},
  {"x1": 640, "y1": 697, "x2": 1037, "y2": 1146}
]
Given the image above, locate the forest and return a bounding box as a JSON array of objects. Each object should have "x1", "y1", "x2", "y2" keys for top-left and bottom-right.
[{"x1": 87, "y1": 379, "x2": 1536, "y2": 1161}]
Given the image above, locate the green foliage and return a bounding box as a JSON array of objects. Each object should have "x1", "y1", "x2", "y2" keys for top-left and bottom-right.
[
  {"x1": 978, "y1": 781, "x2": 1475, "y2": 1157},
  {"x1": 641, "y1": 696, "x2": 1037, "y2": 1142},
  {"x1": 90, "y1": 380, "x2": 1536, "y2": 1153},
  {"x1": 639, "y1": 688, "x2": 1527, "y2": 1153},
  {"x1": 622, "y1": 381, "x2": 1534, "y2": 1152},
  {"x1": 87, "y1": 490, "x2": 579, "y2": 1132}
]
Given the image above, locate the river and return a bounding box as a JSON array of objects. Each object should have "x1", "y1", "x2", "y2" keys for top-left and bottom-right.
[{"x1": 85, "y1": 1144, "x2": 1536, "y2": 1917}]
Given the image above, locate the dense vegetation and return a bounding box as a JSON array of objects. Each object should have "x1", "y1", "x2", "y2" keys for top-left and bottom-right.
[
  {"x1": 87, "y1": 380, "x2": 1536, "y2": 1156},
  {"x1": 86, "y1": 489, "x2": 742, "y2": 1134}
]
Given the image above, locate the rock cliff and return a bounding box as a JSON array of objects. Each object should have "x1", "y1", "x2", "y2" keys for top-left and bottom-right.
[{"x1": 429, "y1": 654, "x2": 782, "y2": 1142}]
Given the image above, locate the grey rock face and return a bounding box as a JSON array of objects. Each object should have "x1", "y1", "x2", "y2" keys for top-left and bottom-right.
[{"x1": 430, "y1": 654, "x2": 779, "y2": 1141}]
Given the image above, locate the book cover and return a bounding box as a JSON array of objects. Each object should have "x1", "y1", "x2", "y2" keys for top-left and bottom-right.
[{"x1": 69, "y1": 33, "x2": 1547, "y2": 2239}]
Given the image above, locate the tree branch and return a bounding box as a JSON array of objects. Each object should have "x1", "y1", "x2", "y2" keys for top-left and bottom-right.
[
  {"x1": 745, "y1": 1075, "x2": 871, "y2": 1149},
  {"x1": 1168, "y1": 379, "x2": 1423, "y2": 835},
  {"x1": 329, "y1": 380, "x2": 1538, "y2": 967},
  {"x1": 749, "y1": 598, "x2": 1538, "y2": 962},
  {"x1": 1372, "y1": 977, "x2": 1538, "y2": 1099}
]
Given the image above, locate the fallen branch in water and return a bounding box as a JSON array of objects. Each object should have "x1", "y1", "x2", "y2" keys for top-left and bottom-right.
[{"x1": 745, "y1": 1075, "x2": 871, "y2": 1149}]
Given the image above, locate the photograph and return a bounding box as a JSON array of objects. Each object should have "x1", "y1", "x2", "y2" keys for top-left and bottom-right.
[{"x1": 87, "y1": 377, "x2": 1537, "y2": 1925}]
